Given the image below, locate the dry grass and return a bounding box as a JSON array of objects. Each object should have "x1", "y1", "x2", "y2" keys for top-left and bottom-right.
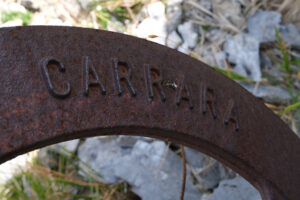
[
  {"x1": 264, "y1": 0, "x2": 300, "y2": 26},
  {"x1": 0, "y1": 148, "x2": 139, "y2": 200}
]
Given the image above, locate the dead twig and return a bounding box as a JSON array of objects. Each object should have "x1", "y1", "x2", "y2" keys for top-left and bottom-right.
[
  {"x1": 155, "y1": 142, "x2": 171, "y2": 178},
  {"x1": 124, "y1": 0, "x2": 137, "y2": 25}
]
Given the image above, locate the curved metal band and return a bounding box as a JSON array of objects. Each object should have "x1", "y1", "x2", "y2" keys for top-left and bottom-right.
[{"x1": 0, "y1": 26, "x2": 299, "y2": 200}]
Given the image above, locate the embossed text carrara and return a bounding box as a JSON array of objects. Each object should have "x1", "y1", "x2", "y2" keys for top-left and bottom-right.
[{"x1": 41, "y1": 56, "x2": 239, "y2": 131}]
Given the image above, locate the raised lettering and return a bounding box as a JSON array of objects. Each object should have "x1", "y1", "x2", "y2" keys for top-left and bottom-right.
[
  {"x1": 144, "y1": 64, "x2": 166, "y2": 102},
  {"x1": 112, "y1": 58, "x2": 136, "y2": 97},
  {"x1": 176, "y1": 76, "x2": 193, "y2": 109},
  {"x1": 224, "y1": 99, "x2": 239, "y2": 131},
  {"x1": 41, "y1": 57, "x2": 71, "y2": 98},
  {"x1": 83, "y1": 56, "x2": 106, "y2": 96},
  {"x1": 200, "y1": 83, "x2": 217, "y2": 119}
]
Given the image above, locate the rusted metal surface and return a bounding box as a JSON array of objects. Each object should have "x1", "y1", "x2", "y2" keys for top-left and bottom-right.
[{"x1": 0, "y1": 26, "x2": 299, "y2": 199}]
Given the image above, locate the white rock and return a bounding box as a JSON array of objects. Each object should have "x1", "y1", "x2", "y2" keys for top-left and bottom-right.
[
  {"x1": 279, "y1": 24, "x2": 300, "y2": 47},
  {"x1": 133, "y1": 17, "x2": 167, "y2": 45},
  {"x1": 224, "y1": 34, "x2": 261, "y2": 81},
  {"x1": 178, "y1": 21, "x2": 198, "y2": 49},
  {"x1": 133, "y1": 2, "x2": 167, "y2": 45},
  {"x1": 166, "y1": 30, "x2": 182, "y2": 49},
  {"x1": 146, "y1": 1, "x2": 165, "y2": 19},
  {"x1": 78, "y1": 136, "x2": 203, "y2": 200},
  {"x1": 247, "y1": 11, "x2": 281, "y2": 42},
  {"x1": 248, "y1": 11, "x2": 300, "y2": 47}
]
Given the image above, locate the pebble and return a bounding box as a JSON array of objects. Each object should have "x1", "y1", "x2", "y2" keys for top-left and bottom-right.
[
  {"x1": 224, "y1": 34, "x2": 261, "y2": 81},
  {"x1": 133, "y1": 2, "x2": 167, "y2": 45},
  {"x1": 247, "y1": 11, "x2": 281, "y2": 43},
  {"x1": 178, "y1": 21, "x2": 198, "y2": 49}
]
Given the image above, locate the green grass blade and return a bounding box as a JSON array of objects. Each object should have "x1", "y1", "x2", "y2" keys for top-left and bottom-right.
[
  {"x1": 212, "y1": 67, "x2": 252, "y2": 81},
  {"x1": 282, "y1": 102, "x2": 300, "y2": 115}
]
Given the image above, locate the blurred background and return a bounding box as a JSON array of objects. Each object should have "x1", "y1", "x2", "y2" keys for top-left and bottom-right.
[{"x1": 0, "y1": 0, "x2": 299, "y2": 199}]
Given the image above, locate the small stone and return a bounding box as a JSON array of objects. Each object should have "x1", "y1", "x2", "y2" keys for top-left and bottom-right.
[
  {"x1": 224, "y1": 34, "x2": 261, "y2": 81},
  {"x1": 166, "y1": 30, "x2": 182, "y2": 49},
  {"x1": 147, "y1": 1, "x2": 165, "y2": 19},
  {"x1": 134, "y1": 18, "x2": 166, "y2": 45},
  {"x1": 279, "y1": 24, "x2": 300, "y2": 47},
  {"x1": 247, "y1": 11, "x2": 281, "y2": 42},
  {"x1": 133, "y1": 2, "x2": 167, "y2": 45},
  {"x1": 248, "y1": 11, "x2": 300, "y2": 47},
  {"x1": 178, "y1": 21, "x2": 198, "y2": 49}
]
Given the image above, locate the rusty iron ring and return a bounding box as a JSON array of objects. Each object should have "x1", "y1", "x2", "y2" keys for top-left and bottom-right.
[{"x1": 0, "y1": 26, "x2": 299, "y2": 200}]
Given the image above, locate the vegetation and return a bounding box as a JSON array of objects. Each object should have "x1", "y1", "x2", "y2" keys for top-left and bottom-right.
[
  {"x1": 1, "y1": 11, "x2": 32, "y2": 25},
  {"x1": 0, "y1": 147, "x2": 137, "y2": 200},
  {"x1": 271, "y1": 27, "x2": 299, "y2": 132},
  {"x1": 91, "y1": 0, "x2": 146, "y2": 30}
]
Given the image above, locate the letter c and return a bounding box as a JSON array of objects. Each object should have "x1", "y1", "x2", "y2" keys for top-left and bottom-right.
[{"x1": 41, "y1": 57, "x2": 71, "y2": 98}]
